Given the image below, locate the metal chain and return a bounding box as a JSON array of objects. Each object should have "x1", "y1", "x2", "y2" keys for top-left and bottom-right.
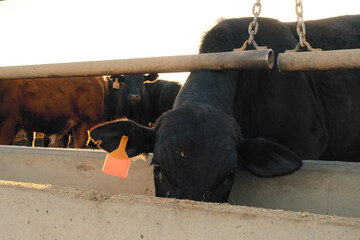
[
  {"x1": 293, "y1": 0, "x2": 320, "y2": 51},
  {"x1": 239, "y1": 0, "x2": 267, "y2": 50},
  {"x1": 249, "y1": 0, "x2": 261, "y2": 42},
  {"x1": 295, "y1": 0, "x2": 306, "y2": 47}
]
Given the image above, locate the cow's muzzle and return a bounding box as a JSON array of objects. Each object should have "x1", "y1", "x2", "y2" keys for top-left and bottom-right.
[{"x1": 129, "y1": 94, "x2": 140, "y2": 104}]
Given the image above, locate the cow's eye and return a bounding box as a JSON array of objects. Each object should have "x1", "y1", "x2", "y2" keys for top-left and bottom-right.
[
  {"x1": 151, "y1": 158, "x2": 161, "y2": 175},
  {"x1": 154, "y1": 164, "x2": 161, "y2": 174},
  {"x1": 229, "y1": 169, "x2": 236, "y2": 181}
]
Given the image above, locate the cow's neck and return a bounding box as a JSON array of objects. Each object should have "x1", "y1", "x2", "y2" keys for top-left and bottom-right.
[{"x1": 174, "y1": 70, "x2": 237, "y2": 116}]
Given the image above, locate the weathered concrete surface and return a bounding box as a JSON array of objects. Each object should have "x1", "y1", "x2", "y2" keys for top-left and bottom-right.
[
  {"x1": 1, "y1": 180, "x2": 359, "y2": 240},
  {"x1": 229, "y1": 160, "x2": 360, "y2": 218},
  {"x1": 0, "y1": 145, "x2": 154, "y2": 196}
]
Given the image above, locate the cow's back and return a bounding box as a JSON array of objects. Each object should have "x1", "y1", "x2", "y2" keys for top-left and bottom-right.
[
  {"x1": 198, "y1": 16, "x2": 360, "y2": 161},
  {"x1": 288, "y1": 15, "x2": 360, "y2": 50}
]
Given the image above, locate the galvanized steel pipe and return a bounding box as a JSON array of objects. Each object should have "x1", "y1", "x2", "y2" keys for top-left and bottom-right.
[
  {"x1": 277, "y1": 49, "x2": 360, "y2": 72},
  {"x1": 0, "y1": 49, "x2": 274, "y2": 80}
]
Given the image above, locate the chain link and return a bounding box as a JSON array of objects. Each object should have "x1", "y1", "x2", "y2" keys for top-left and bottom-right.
[
  {"x1": 240, "y1": 0, "x2": 267, "y2": 50},
  {"x1": 292, "y1": 0, "x2": 320, "y2": 52},
  {"x1": 295, "y1": 0, "x2": 306, "y2": 47},
  {"x1": 252, "y1": 0, "x2": 261, "y2": 18}
]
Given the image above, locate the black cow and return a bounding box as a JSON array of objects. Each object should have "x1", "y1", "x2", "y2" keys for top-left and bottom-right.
[
  {"x1": 145, "y1": 79, "x2": 182, "y2": 124},
  {"x1": 90, "y1": 15, "x2": 360, "y2": 202},
  {"x1": 114, "y1": 74, "x2": 158, "y2": 126}
]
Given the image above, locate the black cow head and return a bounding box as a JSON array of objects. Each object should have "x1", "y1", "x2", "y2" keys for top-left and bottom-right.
[
  {"x1": 90, "y1": 103, "x2": 302, "y2": 203},
  {"x1": 112, "y1": 74, "x2": 158, "y2": 104}
]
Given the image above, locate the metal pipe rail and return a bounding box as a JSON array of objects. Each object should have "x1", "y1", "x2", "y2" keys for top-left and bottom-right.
[
  {"x1": 277, "y1": 49, "x2": 360, "y2": 72},
  {"x1": 0, "y1": 49, "x2": 274, "y2": 80}
]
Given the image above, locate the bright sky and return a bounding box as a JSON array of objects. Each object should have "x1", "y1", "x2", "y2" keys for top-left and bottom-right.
[{"x1": 0, "y1": 0, "x2": 359, "y2": 82}]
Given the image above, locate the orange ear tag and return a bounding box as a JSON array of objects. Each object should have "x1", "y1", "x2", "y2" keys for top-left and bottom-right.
[
  {"x1": 112, "y1": 79, "x2": 120, "y2": 89},
  {"x1": 102, "y1": 135, "x2": 130, "y2": 178}
]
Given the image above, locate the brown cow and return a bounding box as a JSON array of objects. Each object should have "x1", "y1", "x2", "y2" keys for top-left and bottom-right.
[{"x1": 0, "y1": 76, "x2": 119, "y2": 148}]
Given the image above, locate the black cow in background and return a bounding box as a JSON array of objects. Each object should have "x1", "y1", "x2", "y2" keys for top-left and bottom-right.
[
  {"x1": 145, "y1": 79, "x2": 182, "y2": 124},
  {"x1": 113, "y1": 74, "x2": 158, "y2": 126},
  {"x1": 113, "y1": 74, "x2": 182, "y2": 126},
  {"x1": 91, "y1": 15, "x2": 360, "y2": 203}
]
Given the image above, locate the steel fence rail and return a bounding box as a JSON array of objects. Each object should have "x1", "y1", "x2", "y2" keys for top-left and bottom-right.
[{"x1": 0, "y1": 49, "x2": 274, "y2": 80}]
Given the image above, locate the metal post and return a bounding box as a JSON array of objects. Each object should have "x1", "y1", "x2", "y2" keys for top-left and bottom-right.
[
  {"x1": 0, "y1": 49, "x2": 274, "y2": 80},
  {"x1": 277, "y1": 49, "x2": 360, "y2": 72}
]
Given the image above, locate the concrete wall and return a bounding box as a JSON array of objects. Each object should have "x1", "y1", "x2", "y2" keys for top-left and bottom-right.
[
  {"x1": 1, "y1": 180, "x2": 359, "y2": 240},
  {"x1": 229, "y1": 160, "x2": 360, "y2": 218},
  {"x1": 0, "y1": 145, "x2": 154, "y2": 196}
]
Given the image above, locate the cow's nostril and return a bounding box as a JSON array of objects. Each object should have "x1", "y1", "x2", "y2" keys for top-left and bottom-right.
[{"x1": 129, "y1": 94, "x2": 140, "y2": 102}]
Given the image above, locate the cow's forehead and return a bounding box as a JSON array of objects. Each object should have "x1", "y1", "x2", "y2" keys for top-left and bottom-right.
[
  {"x1": 157, "y1": 126, "x2": 236, "y2": 156},
  {"x1": 155, "y1": 105, "x2": 240, "y2": 160},
  {"x1": 124, "y1": 74, "x2": 144, "y2": 82},
  {"x1": 156, "y1": 103, "x2": 240, "y2": 141}
]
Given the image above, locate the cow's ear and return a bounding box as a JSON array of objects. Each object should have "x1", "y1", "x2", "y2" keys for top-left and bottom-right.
[
  {"x1": 238, "y1": 137, "x2": 302, "y2": 177},
  {"x1": 89, "y1": 119, "x2": 155, "y2": 157},
  {"x1": 145, "y1": 73, "x2": 159, "y2": 82}
]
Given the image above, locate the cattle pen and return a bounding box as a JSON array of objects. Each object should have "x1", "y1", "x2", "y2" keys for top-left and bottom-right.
[
  {"x1": 1, "y1": 42, "x2": 360, "y2": 239},
  {"x1": 0, "y1": 145, "x2": 359, "y2": 239}
]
